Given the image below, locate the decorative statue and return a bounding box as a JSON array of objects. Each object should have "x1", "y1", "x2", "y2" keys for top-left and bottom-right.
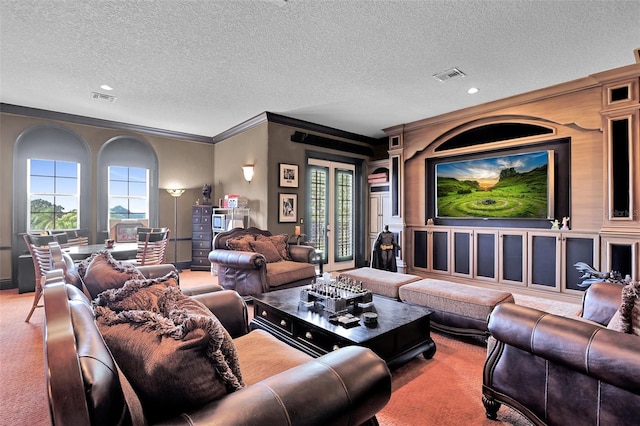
[
  {"x1": 201, "y1": 184, "x2": 212, "y2": 205},
  {"x1": 372, "y1": 225, "x2": 400, "y2": 272},
  {"x1": 550, "y1": 219, "x2": 560, "y2": 230},
  {"x1": 561, "y1": 216, "x2": 570, "y2": 230},
  {"x1": 574, "y1": 262, "x2": 630, "y2": 288}
]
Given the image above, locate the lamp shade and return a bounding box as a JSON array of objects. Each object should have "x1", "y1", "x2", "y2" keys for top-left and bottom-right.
[
  {"x1": 166, "y1": 189, "x2": 185, "y2": 197},
  {"x1": 242, "y1": 165, "x2": 254, "y2": 182}
]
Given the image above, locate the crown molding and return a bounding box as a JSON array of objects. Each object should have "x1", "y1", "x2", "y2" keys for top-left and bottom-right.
[
  {"x1": 212, "y1": 111, "x2": 385, "y2": 147},
  {"x1": 0, "y1": 103, "x2": 213, "y2": 144}
]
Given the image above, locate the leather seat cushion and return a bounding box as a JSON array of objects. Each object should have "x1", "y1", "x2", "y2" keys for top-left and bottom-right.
[
  {"x1": 339, "y1": 267, "x2": 421, "y2": 299},
  {"x1": 233, "y1": 329, "x2": 312, "y2": 385},
  {"x1": 266, "y1": 261, "x2": 316, "y2": 288}
]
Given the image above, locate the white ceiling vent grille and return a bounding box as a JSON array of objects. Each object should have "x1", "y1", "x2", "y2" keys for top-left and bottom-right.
[
  {"x1": 90, "y1": 92, "x2": 117, "y2": 103},
  {"x1": 433, "y1": 67, "x2": 466, "y2": 82}
]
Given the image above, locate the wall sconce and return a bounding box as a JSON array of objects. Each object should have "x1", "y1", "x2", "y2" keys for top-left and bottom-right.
[{"x1": 242, "y1": 164, "x2": 254, "y2": 183}]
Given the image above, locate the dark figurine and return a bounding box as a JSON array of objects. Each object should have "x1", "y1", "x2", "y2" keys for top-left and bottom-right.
[
  {"x1": 372, "y1": 225, "x2": 400, "y2": 272},
  {"x1": 201, "y1": 184, "x2": 212, "y2": 205}
]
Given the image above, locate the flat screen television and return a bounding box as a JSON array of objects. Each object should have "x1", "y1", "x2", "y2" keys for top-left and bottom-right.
[{"x1": 435, "y1": 150, "x2": 554, "y2": 219}]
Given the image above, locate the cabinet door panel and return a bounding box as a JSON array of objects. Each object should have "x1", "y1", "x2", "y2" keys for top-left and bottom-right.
[
  {"x1": 564, "y1": 236, "x2": 596, "y2": 291},
  {"x1": 453, "y1": 230, "x2": 471, "y2": 276},
  {"x1": 476, "y1": 233, "x2": 496, "y2": 279},
  {"x1": 414, "y1": 230, "x2": 428, "y2": 269},
  {"x1": 500, "y1": 232, "x2": 526, "y2": 285},
  {"x1": 432, "y1": 231, "x2": 449, "y2": 272},
  {"x1": 529, "y1": 234, "x2": 559, "y2": 289}
]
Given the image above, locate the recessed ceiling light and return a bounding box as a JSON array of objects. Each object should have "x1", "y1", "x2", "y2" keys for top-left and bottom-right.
[
  {"x1": 467, "y1": 87, "x2": 479, "y2": 94},
  {"x1": 100, "y1": 84, "x2": 113, "y2": 91}
]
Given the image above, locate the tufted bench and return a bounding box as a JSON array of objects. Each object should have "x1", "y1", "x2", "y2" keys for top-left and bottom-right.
[
  {"x1": 338, "y1": 267, "x2": 422, "y2": 299},
  {"x1": 399, "y1": 278, "x2": 514, "y2": 338}
]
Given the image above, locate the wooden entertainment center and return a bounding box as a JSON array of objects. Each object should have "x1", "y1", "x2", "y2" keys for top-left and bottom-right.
[{"x1": 382, "y1": 63, "x2": 640, "y2": 300}]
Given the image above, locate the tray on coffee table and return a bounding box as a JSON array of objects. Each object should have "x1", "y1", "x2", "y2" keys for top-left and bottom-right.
[{"x1": 250, "y1": 285, "x2": 436, "y2": 368}]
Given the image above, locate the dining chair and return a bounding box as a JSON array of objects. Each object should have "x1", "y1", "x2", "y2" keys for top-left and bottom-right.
[
  {"x1": 23, "y1": 234, "x2": 59, "y2": 322},
  {"x1": 66, "y1": 229, "x2": 89, "y2": 246},
  {"x1": 135, "y1": 230, "x2": 170, "y2": 266}
]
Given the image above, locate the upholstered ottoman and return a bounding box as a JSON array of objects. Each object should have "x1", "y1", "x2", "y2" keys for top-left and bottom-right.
[
  {"x1": 339, "y1": 267, "x2": 421, "y2": 299},
  {"x1": 399, "y1": 278, "x2": 514, "y2": 337}
]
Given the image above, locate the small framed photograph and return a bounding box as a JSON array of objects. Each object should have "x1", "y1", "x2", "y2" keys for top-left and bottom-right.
[
  {"x1": 279, "y1": 163, "x2": 299, "y2": 188},
  {"x1": 279, "y1": 193, "x2": 297, "y2": 223}
]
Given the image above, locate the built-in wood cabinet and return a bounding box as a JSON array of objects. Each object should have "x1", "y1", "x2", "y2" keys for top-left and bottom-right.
[{"x1": 412, "y1": 226, "x2": 599, "y2": 296}]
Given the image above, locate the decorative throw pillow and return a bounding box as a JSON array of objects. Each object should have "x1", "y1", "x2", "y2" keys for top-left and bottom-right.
[
  {"x1": 607, "y1": 281, "x2": 640, "y2": 335},
  {"x1": 82, "y1": 250, "x2": 144, "y2": 298},
  {"x1": 256, "y1": 234, "x2": 291, "y2": 261},
  {"x1": 94, "y1": 271, "x2": 244, "y2": 422},
  {"x1": 249, "y1": 239, "x2": 283, "y2": 263},
  {"x1": 226, "y1": 234, "x2": 255, "y2": 252}
]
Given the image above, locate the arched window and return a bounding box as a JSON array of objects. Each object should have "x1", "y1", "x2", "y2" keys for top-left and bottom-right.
[
  {"x1": 97, "y1": 136, "x2": 159, "y2": 234},
  {"x1": 13, "y1": 124, "x2": 91, "y2": 233}
]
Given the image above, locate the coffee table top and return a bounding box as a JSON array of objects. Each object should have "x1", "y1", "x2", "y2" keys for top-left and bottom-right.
[{"x1": 252, "y1": 285, "x2": 432, "y2": 344}]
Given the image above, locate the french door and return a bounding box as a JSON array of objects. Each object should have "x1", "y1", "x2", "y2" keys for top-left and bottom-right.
[{"x1": 307, "y1": 159, "x2": 355, "y2": 272}]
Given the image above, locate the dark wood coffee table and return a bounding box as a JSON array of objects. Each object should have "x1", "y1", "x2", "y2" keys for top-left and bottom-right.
[{"x1": 251, "y1": 286, "x2": 436, "y2": 368}]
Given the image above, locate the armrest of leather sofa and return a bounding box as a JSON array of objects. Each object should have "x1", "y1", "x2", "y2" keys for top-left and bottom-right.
[
  {"x1": 157, "y1": 345, "x2": 391, "y2": 426},
  {"x1": 209, "y1": 249, "x2": 266, "y2": 270},
  {"x1": 488, "y1": 303, "x2": 640, "y2": 393},
  {"x1": 188, "y1": 290, "x2": 249, "y2": 338},
  {"x1": 138, "y1": 264, "x2": 178, "y2": 279},
  {"x1": 581, "y1": 282, "x2": 623, "y2": 326},
  {"x1": 289, "y1": 244, "x2": 316, "y2": 264}
]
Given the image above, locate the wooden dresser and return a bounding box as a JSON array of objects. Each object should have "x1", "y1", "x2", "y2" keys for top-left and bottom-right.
[{"x1": 191, "y1": 205, "x2": 213, "y2": 271}]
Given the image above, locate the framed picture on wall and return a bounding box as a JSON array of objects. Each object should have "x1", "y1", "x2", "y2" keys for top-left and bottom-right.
[
  {"x1": 279, "y1": 163, "x2": 299, "y2": 188},
  {"x1": 279, "y1": 193, "x2": 297, "y2": 223}
]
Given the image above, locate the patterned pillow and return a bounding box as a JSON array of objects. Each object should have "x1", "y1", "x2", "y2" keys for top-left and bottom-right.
[
  {"x1": 226, "y1": 234, "x2": 255, "y2": 252},
  {"x1": 607, "y1": 281, "x2": 640, "y2": 335},
  {"x1": 249, "y1": 239, "x2": 283, "y2": 263},
  {"x1": 94, "y1": 271, "x2": 244, "y2": 422},
  {"x1": 256, "y1": 234, "x2": 291, "y2": 260},
  {"x1": 82, "y1": 250, "x2": 144, "y2": 298}
]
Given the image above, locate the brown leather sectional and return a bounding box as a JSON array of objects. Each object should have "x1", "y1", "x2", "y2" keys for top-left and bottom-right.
[{"x1": 43, "y1": 261, "x2": 391, "y2": 425}]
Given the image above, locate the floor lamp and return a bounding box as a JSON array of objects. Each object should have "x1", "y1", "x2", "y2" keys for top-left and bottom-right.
[{"x1": 166, "y1": 189, "x2": 185, "y2": 266}]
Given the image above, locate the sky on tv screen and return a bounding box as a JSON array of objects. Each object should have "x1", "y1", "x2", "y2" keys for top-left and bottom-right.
[{"x1": 436, "y1": 150, "x2": 550, "y2": 219}]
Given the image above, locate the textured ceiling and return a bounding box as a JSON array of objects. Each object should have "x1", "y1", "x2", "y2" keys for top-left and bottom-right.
[{"x1": 1, "y1": 0, "x2": 639, "y2": 139}]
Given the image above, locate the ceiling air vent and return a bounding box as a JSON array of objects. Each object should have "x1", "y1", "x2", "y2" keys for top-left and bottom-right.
[
  {"x1": 433, "y1": 67, "x2": 466, "y2": 82},
  {"x1": 90, "y1": 92, "x2": 117, "y2": 103}
]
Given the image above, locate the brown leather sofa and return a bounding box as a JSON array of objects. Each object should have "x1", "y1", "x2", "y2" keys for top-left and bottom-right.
[
  {"x1": 483, "y1": 282, "x2": 640, "y2": 425},
  {"x1": 43, "y1": 263, "x2": 391, "y2": 425},
  {"x1": 209, "y1": 227, "x2": 317, "y2": 297}
]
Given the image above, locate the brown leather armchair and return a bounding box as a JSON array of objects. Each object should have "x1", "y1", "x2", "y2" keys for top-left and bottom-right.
[
  {"x1": 482, "y1": 282, "x2": 640, "y2": 425},
  {"x1": 209, "y1": 227, "x2": 317, "y2": 297},
  {"x1": 43, "y1": 264, "x2": 391, "y2": 425}
]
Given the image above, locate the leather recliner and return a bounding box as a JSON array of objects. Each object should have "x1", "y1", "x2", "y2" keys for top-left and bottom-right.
[
  {"x1": 482, "y1": 282, "x2": 640, "y2": 425},
  {"x1": 43, "y1": 263, "x2": 391, "y2": 425}
]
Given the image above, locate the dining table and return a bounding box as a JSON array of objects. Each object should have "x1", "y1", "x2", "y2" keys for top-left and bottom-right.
[{"x1": 64, "y1": 242, "x2": 138, "y2": 261}]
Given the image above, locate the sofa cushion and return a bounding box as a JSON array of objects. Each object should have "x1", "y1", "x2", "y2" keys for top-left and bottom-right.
[
  {"x1": 266, "y1": 260, "x2": 316, "y2": 288},
  {"x1": 233, "y1": 329, "x2": 312, "y2": 385},
  {"x1": 257, "y1": 234, "x2": 291, "y2": 260},
  {"x1": 250, "y1": 239, "x2": 283, "y2": 263},
  {"x1": 226, "y1": 234, "x2": 255, "y2": 252},
  {"x1": 81, "y1": 250, "x2": 144, "y2": 298},
  {"x1": 608, "y1": 281, "x2": 640, "y2": 335},
  {"x1": 93, "y1": 271, "x2": 244, "y2": 422}
]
